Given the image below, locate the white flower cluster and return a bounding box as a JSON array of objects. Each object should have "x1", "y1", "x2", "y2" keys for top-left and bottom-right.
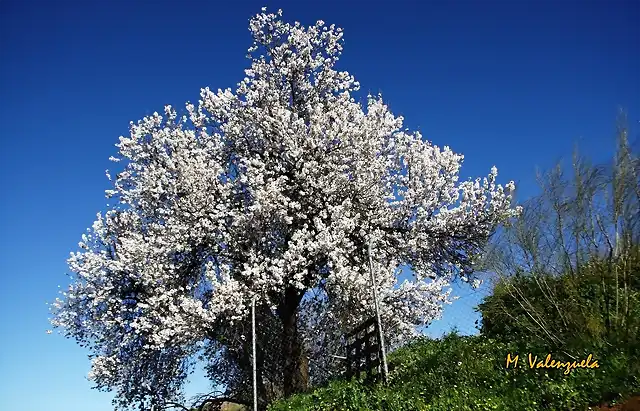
[{"x1": 50, "y1": 8, "x2": 519, "y2": 408}]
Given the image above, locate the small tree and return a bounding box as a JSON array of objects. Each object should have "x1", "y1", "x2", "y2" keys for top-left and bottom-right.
[
  {"x1": 50, "y1": 8, "x2": 518, "y2": 410},
  {"x1": 479, "y1": 112, "x2": 640, "y2": 351}
]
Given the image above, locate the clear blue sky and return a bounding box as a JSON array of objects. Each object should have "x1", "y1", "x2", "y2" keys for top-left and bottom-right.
[{"x1": 0, "y1": 0, "x2": 638, "y2": 410}]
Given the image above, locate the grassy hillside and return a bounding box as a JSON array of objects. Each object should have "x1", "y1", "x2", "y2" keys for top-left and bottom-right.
[{"x1": 268, "y1": 332, "x2": 638, "y2": 411}]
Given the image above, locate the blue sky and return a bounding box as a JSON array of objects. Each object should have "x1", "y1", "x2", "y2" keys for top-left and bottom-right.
[{"x1": 0, "y1": 0, "x2": 638, "y2": 410}]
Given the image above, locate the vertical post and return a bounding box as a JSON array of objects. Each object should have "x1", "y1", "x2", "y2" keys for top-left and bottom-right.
[
  {"x1": 346, "y1": 341, "x2": 353, "y2": 380},
  {"x1": 368, "y1": 240, "x2": 389, "y2": 383},
  {"x1": 354, "y1": 333, "x2": 362, "y2": 379},
  {"x1": 252, "y1": 294, "x2": 257, "y2": 411}
]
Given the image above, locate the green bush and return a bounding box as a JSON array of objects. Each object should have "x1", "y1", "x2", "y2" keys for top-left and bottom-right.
[
  {"x1": 477, "y1": 246, "x2": 640, "y2": 405},
  {"x1": 479, "y1": 247, "x2": 640, "y2": 353}
]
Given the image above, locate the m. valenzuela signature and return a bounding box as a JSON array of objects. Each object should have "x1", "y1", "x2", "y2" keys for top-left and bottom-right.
[{"x1": 505, "y1": 353, "x2": 599, "y2": 375}]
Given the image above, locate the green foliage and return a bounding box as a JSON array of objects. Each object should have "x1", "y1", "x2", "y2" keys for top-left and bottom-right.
[
  {"x1": 479, "y1": 246, "x2": 640, "y2": 351},
  {"x1": 477, "y1": 246, "x2": 640, "y2": 404},
  {"x1": 268, "y1": 332, "x2": 639, "y2": 411}
]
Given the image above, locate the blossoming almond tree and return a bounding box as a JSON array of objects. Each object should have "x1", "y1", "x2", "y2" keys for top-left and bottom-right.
[{"x1": 51, "y1": 8, "x2": 519, "y2": 410}]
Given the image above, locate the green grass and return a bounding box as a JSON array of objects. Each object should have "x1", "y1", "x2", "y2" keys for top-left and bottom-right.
[{"x1": 268, "y1": 332, "x2": 639, "y2": 411}]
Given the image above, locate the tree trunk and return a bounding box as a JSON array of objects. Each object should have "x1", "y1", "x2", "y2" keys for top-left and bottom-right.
[
  {"x1": 279, "y1": 286, "x2": 308, "y2": 397},
  {"x1": 255, "y1": 305, "x2": 270, "y2": 411}
]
